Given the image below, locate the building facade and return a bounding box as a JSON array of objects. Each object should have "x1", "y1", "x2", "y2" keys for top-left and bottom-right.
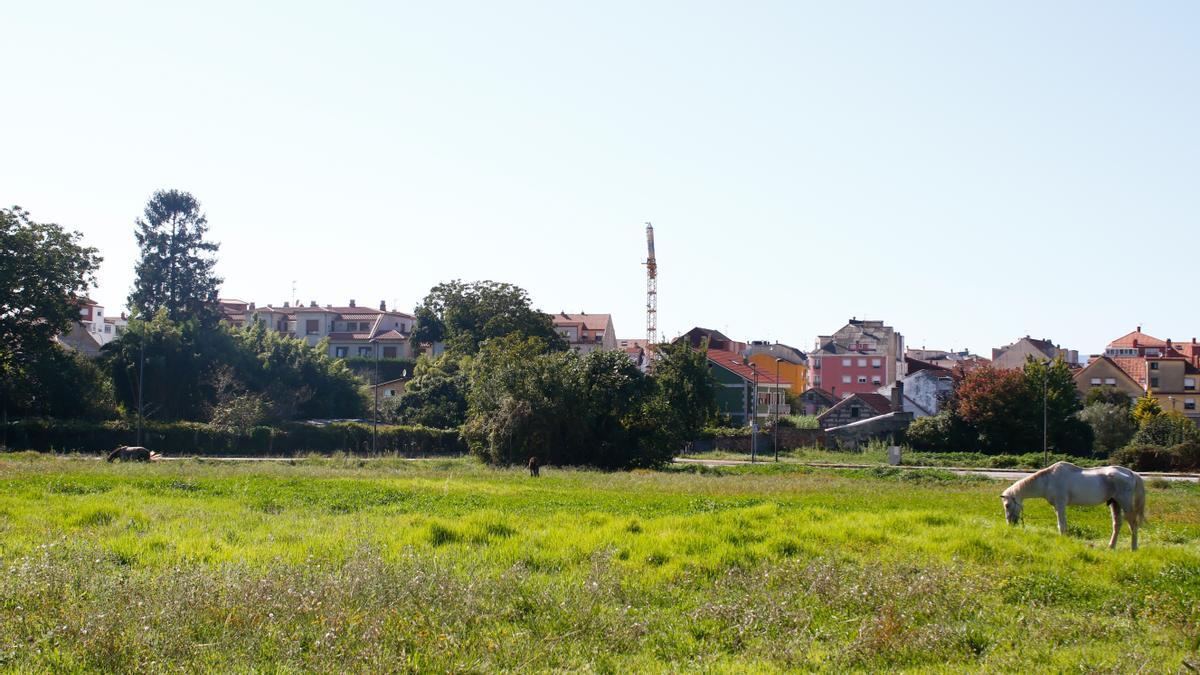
[
  {"x1": 552, "y1": 313, "x2": 617, "y2": 354},
  {"x1": 222, "y1": 299, "x2": 417, "y2": 360},
  {"x1": 1086, "y1": 327, "x2": 1200, "y2": 423},
  {"x1": 705, "y1": 347, "x2": 791, "y2": 425},
  {"x1": 809, "y1": 319, "x2": 904, "y2": 398},
  {"x1": 744, "y1": 341, "x2": 808, "y2": 395},
  {"x1": 991, "y1": 336, "x2": 1078, "y2": 370}
]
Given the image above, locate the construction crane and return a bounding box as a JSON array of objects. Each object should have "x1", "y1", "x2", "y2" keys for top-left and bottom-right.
[{"x1": 644, "y1": 222, "x2": 657, "y2": 345}]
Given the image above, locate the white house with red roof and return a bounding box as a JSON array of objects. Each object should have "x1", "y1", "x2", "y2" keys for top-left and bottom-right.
[{"x1": 222, "y1": 299, "x2": 417, "y2": 360}]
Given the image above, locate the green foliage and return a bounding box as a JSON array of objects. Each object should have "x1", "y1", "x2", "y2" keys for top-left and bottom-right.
[
  {"x1": 904, "y1": 411, "x2": 974, "y2": 452},
  {"x1": 1, "y1": 418, "x2": 465, "y2": 456},
  {"x1": 103, "y1": 316, "x2": 365, "y2": 422},
  {"x1": 464, "y1": 338, "x2": 712, "y2": 468},
  {"x1": 1078, "y1": 402, "x2": 1136, "y2": 456},
  {"x1": 1022, "y1": 357, "x2": 1092, "y2": 454},
  {"x1": 383, "y1": 355, "x2": 468, "y2": 428},
  {"x1": 128, "y1": 190, "x2": 222, "y2": 324},
  {"x1": 1110, "y1": 444, "x2": 1176, "y2": 472},
  {"x1": 343, "y1": 356, "x2": 417, "y2": 383},
  {"x1": 1132, "y1": 393, "x2": 1163, "y2": 426},
  {"x1": 1084, "y1": 386, "x2": 1133, "y2": 408},
  {"x1": 952, "y1": 366, "x2": 1037, "y2": 453},
  {"x1": 4, "y1": 346, "x2": 116, "y2": 421},
  {"x1": 772, "y1": 415, "x2": 820, "y2": 430},
  {"x1": 0, "y1": 206, "x2": 102, "y2": 412},
  {"x1": 411, "y1": 280, "x2": 566, "y2": 356},
  {"x1": 1132, "y1": 411, "x2": 1200, "y2": 448}
]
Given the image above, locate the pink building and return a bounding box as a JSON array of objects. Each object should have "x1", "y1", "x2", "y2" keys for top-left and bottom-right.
[{"x1": 809, "y1": 318, "x2": 905, "y2": 398}]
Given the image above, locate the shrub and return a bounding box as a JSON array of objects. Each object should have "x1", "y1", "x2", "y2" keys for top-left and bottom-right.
[
  {"x1": 0, "y1": 418, "x2": 465, "y2": 456},
  {"x1": 1132, "y1": 412, "x2": 1200, "y2": 448},
  {"x1": 1079, "y1": 402, "x2": 1135, "y2": 456},
  {"x1": 1110, "y1": 444, "x2": 1173, "y2": 472},
  {"x1": 904, "y1": 412, "x2": 972, "y2": 452},
  {"x1": 1167, "y1": 441, "x2": 1200, "y2": 472}
]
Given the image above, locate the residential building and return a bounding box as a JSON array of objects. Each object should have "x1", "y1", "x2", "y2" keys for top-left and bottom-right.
[
  {"x1": 797, "y1": 388, "x2": 839, "y2": 416},
  {"x1": 1083, "y1": 327, "x2": 1200, "y2": 423},
  {"x1": 552, "y1": 312, "x2": 617, "y2": 354},
  {"x1": 58, "y1": 298, "x2": 126, "y2": 356},
  {"x1": 876, "y1": 360, "x2": 955, "y2": 418},
  {"x1": 677, "y1": 327, "x2": 747, "y2": 355},
  {"x1": 905, "y1": 347, "x2": 989, "y2": 372},
  {"x1": 222, "y1": 299, "x2": 417, "y2": 360},
  {"x1": 809, "y1": 318, "x2": 905, "y2": 398},
  {"x1": 817, "y1": 391, "x2": 896, "y2": 429},
  {"x1": 618, "y1": 338, "x2": 650, "y2": 371},
  {"x1": 702, "y1": 347, "x2": 791, "y2": 426},
  {"x1": 991, "y1": 336, "x2": 1078, "y2": 370},
  {"x1": 370, "y1": 378, "x2": 409, "y2": 399},
  {"x1": 744, "y1": 341, "x2": 808, "y2": 395}
]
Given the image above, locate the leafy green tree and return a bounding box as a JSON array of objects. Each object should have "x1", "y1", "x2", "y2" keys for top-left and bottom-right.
[
  {"x1": 1084, "y1": 386, "x2": 1133, "y2": 408},
  {"x1": 128, "y1": 190, "x2": 222, "y2": 323},
  {"x1": 412, "y1": 280, "x2": 566, "y2": 356},
  {"x1": 103, "y1": 311, "x2": 219, "y2": 421},
  {"x1": 638, "y1": 341, "x2": 718, "y2": 461},
  {"x1": 0, "y1": 206, "x2": 102, "y2": 417},
  {"x1": 1079, "y1": 402, "x2": 1135, "y2": 456},
  {"x1": 952, "y1": 366, "x2": 1038, "y2": 453},
  {"x1": 1132, "y1": 393, "x2": 1162, "y2": 426},
  {"x1": 904, "y1": 410, "x2": 973, "y2": 451},
  {"x1": 1132, "y1": 411, "x2": 1200, "y2": 447},
  {"x1": 384, "y1": 355, "x2": 468, "y2": 428},
  {"x1": 1023, "y1": 357, "x2": 1093, "y2": 454}
]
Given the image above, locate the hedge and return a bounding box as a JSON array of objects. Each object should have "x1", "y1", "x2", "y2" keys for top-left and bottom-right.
[{"x1": 0, "y1": 418, "x2": 466, "y2": 457}]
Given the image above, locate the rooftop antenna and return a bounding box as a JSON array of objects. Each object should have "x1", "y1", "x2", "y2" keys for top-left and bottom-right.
[
  {"x1": 291, "y1": 280, "x2": 298, "y2": 307},
  {"x1": 644, "y1": 222, "x2": 657, "y2": 345}
]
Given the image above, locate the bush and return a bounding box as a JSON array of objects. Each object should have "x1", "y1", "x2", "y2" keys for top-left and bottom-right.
[
  {"x1": 1079, "y1": 402, "x2": 1135, "y2": 456},
  {"x1": 1132, "y1": 412, "x2": 1200, "y2": 448},
  {"x1": 1167, "y1": 441, "x2": 1200, "y2": 472},
  {"x1": 344, "y1": 357, "x2": 418, "y2": 384},
  {"x1": 904, "y1": 412, "x2": 973, "y2": 452},
  {"x1": 1110, "y1": 444, "x2": 1174, "y2": 472},
  {"x1": 0, "y1": 418, "x2": 465, "y2": 456}
]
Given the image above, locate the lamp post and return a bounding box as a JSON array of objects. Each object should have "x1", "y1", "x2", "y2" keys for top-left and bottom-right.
[
  {"x1": 137, "y1": 317, "x2": 145, "y2": 447},
  {"x1": 774, "y1": 357, "x2": 783, "y2": 462},
  {"x1": 371, "y1": 338, "x2": 380, "y2": 454},
  {"x1": 750, "y1": 363, "x2": 759, "y2": 462},
  {"x1": 1169, "y1": 396, "x2": 1176, "y2": 413},
  {"x1": 1042, "y1": 361, "x2": 1049, "y2": 467}
]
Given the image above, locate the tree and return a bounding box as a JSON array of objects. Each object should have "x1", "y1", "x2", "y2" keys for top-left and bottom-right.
[
  {"x1": 384, "y1": 355, "x2": 468, "y2": 428},
  {"x1": 412, "y1": 280, "x2": 566, "y2": 356},
  {"x1": 1132, "y1": 393, "x2": 1163, "y2": 426},
  {"x1": 0, "y1": 206, "x2": 102, "y2": 416},
  {"x1": 1132, "y1": 412, "x2": 1200, "y2": 447},
  {"x1": 1084, "y1": 386, "x2": 1133, "y2": 408},
  {"x1": 128, "y1": 190, "x2": 222, "y2": 323},
  {"x1": 905, "y1": 411, "x2": 974, "y2": 452},
  {"x1": 638, "y1": 341, "x2": 718, "y2": 462},
  {"x1": 1023, "y1": 357, "x2": 1092, "y2": 454},
  {"x1": 1079, "y1": 402, "x2": 1135, "y2": 456},
  {"x1": 952, "y1": 366, "x2": 1038, "y2": 454}
]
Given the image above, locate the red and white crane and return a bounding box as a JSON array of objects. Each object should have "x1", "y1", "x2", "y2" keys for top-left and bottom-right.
[{"x1": 644, "y1": 222, "x2": 657, "y2": 345}]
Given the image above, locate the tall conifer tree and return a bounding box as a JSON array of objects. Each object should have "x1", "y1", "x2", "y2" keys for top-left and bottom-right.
[{"x1": 128, "y1": 190, "x2": 222, "y2": 323}]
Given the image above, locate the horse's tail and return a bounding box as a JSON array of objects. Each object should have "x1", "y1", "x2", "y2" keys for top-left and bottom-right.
[{"x1": 1133, "y1": 475, "x2": 1147, "y2": 526}]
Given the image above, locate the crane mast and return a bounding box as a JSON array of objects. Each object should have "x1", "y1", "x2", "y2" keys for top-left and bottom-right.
[{"x1": 644, "y1": 222, "x2": 657, "y2": 345}]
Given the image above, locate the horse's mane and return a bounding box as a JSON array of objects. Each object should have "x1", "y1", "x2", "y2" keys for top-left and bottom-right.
[{"x1": 1004, "y1": 463, "x2": 1059, "y2": 496}]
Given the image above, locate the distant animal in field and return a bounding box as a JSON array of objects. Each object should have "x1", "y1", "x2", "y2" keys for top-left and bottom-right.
[
  {"x1": 106, "y1": 446, "x2": 160, "y2": 462},
  {"x1": 1001, "y1": 461, "x2": 1146, "y2": 550},
  {"x1": 528, "y1": 456, "x2": 540, "y2": 477}
]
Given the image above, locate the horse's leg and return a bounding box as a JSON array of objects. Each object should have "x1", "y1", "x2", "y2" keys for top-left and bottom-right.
[
  {"x1": 1127, "y1": 508, "x2": 1139, "y2": 551},
  {"x1": 1055, "y1": 500, "x2": 1068, "y2": 535},
  {"x1": 1108, "y1": 501, "x2": 1121, "y2": 549}
]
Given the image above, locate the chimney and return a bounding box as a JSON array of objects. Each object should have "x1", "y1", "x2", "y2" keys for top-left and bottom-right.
[
  {"x1": 349, "y1": 299, "x2": 356, "y2": 308},
  {"x1": 380, "y1": 300, "x2": 387, "y2": 311},
  {"x1": 249, "y1": 302, "x2": 255, "y2": 310},
  {"x1": 891, "y1": 381, "x2": 903, "y2": 413},
  {"x1": 283, "y1": 301, "x2": 290, "y2": 308},
  {"x1": 1137, "y1": 326, "x2": 1141, "y2": 333},
  {"x1": 1133, "y1": 338, "x2": 1139, "y2": 348},
  {"x1": 310, "y1": 301, "x2": 317, "y2": 308}
]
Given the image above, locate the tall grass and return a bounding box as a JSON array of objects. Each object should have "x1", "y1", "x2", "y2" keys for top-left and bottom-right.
[{"x1": 0, "y1": 455, "x2": 1197, "y2": 671}]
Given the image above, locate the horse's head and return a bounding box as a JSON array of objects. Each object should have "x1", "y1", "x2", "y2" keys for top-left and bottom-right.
[{"x1": 1001, "y1": 494, "x2": 1023, "y2": 525}]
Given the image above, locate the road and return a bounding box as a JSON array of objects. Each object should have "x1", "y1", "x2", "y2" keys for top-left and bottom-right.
[{"x1": 672, "y1": 458, "x2": 1200, "y2": 483}]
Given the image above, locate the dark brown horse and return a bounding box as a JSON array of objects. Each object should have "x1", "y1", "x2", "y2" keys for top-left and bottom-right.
[
  {"x1": 106, "y1": 446, "x2": 157, "y2": 462},
  {"x1": 528, "y1": 456, "x2": 540, "y2": 477}
]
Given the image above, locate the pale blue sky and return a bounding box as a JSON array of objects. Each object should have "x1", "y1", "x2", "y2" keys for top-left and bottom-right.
[{"x1": 3, "y1": 2, "x2": 1197, "y2": 357}]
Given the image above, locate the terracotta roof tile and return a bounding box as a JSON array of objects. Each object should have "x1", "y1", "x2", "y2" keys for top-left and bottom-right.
[
  {"x1": 1110, "y1": 329, "x2": 1166, "y2": 349},
  {"x1": 553, "y1": 313, "x2": 611, "y2": 331},
  {"x1": 704, "y1": 348, "x2": 790, "y2": 386}
]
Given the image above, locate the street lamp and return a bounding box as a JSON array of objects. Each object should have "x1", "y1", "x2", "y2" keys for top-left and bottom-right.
[
  {"x1": 750, "y1": 363, "x2": 759, "y2": 463},
  {"x1": 371, "y1": 338, "x2": 380, "y2": 454},
  {"x1": 775, "y1": 357, "x2": 784, "y2": 462},
  {"x1": 1169, "y1": 396, "x2": 1176, "y2": 412},
  {"x1": 137, "y1": 316, "x2": 145, "y2": 447},
  {"x1": 1042, "y1": 360, "x2": 1049, "y2": 467}
]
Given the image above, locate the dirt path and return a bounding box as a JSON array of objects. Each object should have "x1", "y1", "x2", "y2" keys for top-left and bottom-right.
[{"x1": 672, "y1": 458, "x2": 1200, "y2": 483}]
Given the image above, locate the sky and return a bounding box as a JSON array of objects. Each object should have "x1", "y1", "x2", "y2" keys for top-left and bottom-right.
[{"x1": 3, "y1": 1, "x2": 1198, "y2": 357}]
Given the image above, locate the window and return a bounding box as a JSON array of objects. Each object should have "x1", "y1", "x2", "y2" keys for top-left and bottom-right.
[
  {"x1": 842, "y1": 358, "x2": 851, "y2": 367},
  {"x1": 358, "y1": 346, "x2": 372, "y2": 357},
  {"x1": 383, "y1": 346, "x2": 397, "y2": 358},
  {"x1": 814, "y1": 376, "x2": 821, "y2": 385},
  {"x1": 1151, "y1": 377, "x2": 1160, "y2": 388},
  {"x1": 872, "y1": 359, "x2": 881, "y2": 369},
  {"x1": 1186, "y1": 378, "x2": 1196, "y2": 392},
  {"x1": 857, "y1": 376, "x2": 867, "y2": 384},
  {"x1": 1186, "y1": 399, "x2": 1196, "y2": 411},
  {"x1": 1150, "y1": 362, "x2": 1159, "y2": 370},
  {"x1": 857, "y1": 358, "x2": 867, "y2": 367},
  {"x1": 872, "y1": 376, "x2": 881, "y2": 385},
  {"x1": 335, "y1": 346, "x2": 348, "y2": 358},
  {"x1": 306, "y1": 319, "x2": 319, "y2": 335},
  {"x1": 1090, "y1": 378, "x2": 1101, "y2": 386},
  {"x1": 1105, "y1": 378, "x2": 1116, "y2": 385},
  {"x1": 850, "y1": 406, "x2": 860, "y2": 419},
  {"x1": 841, "y1": 375, "x2": 851, "y2": 384},
  {"x1": 595, "y1": 334, "x2": 602, "y2": 342}
]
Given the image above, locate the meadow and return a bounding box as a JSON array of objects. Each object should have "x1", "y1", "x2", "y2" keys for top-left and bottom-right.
[{"x1": 0, "y1": 454, "x2": 1197, "y2": 672}]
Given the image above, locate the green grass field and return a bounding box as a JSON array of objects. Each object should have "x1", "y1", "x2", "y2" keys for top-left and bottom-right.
[{"x1": 0, "y1": 454, "x2": 1197, "y2": 672}]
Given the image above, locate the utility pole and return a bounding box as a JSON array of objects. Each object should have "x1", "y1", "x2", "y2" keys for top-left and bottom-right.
[
  {"x1": 372, "y1": 338, "x2": 380, "y2": 454},
  {"x1": 750, "y1": 363, "x2": 759, "y2": 463},
  {"x1": 775, "y1": 357, "x2": 783, "y2": 462},
  {"x1": 1042, "y1": 364, "x2": 1048, "y2": 467},
  {"x1": 137, "y1": 318, "x2": 145, "y2": 447}
]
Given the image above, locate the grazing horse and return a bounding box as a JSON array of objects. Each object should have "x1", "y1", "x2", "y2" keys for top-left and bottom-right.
[
  {"x1": 1001, "y1": 461, "x2": 1146, "y2": 550},
  {"x1": 106, "y1": 446, "x2": 158, "y2": 462},
  {"x1": 528, "y1": 456, "x2": 540, "y2": 477}
]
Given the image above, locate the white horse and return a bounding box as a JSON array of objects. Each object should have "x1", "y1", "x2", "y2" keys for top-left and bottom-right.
[{"x1": 1001, "y1": 461, "x2": 1146, "y2": 550}]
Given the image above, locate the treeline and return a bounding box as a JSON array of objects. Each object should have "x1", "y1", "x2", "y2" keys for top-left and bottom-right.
[{"x1": 906, "y1": 359, "x2": 1200, "y2": 470}]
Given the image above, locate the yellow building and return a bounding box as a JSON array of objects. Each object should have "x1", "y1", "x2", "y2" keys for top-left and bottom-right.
[{"x1": 744, "y1": 342, "x2": 808, "y2": 398}]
